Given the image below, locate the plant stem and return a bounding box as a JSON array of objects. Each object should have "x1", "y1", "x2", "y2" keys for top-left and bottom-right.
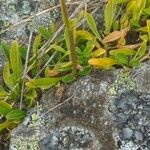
[{"x1": 60, "y1": 0, "x2": 77, "y2": 74}]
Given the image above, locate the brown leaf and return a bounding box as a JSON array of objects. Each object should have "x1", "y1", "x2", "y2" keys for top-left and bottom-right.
[
  {"x1": 48, "y1": 69, "x2": 58, "y2": 77},
  {"x1": 102, "y1": 31, "x2": 122, "y2": 44},
  {"x1": 116, "y1": 43, "x2": 141, "y2": 49},
  {"x1": 102, "y1": 26, "x2": 130, "y2": 44}
]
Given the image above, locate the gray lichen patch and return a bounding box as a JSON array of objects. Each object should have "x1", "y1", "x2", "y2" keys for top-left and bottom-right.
[
  {"x1": 114, "y1": 92, "x2": 150, "y2": 150},
  {"x1": 0, "y1": 0, "x2": 60, "y2": 43},
  {"x1": 39, "y1": 126, "x2": 101, "y2": 150}
]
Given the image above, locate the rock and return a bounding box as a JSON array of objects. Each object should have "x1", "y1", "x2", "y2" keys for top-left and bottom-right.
[
  {"x1": 147, "y1": 140, "x2": 150, "y2": 150},
  {"x1": 9, "y1": 70, "x2": 117, "y2": 150},
  {"x1": 9, "y1": 61, "x2": 150, "y2": 150},
  {"x1": 120, "y1": 128, "x2": 133, "y2": 140},
  {"x1": 133, "y1": 131, "x2": 143, "y2": 143}
]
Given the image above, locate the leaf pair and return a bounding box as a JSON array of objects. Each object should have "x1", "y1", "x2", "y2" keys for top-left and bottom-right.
[{"x1": 0, "y1": 101, "x2": 26, "y2": 132}]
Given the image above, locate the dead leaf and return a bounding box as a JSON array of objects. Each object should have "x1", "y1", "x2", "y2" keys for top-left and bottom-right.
[
  {"x1": 48, "y1": 69, "x2": 58, "y2": 77},
  {"x1": 116, "y1": 43, "x2": 141, "y2": 49},
  {"x1": 102, "y1": 31, "x2": 122, "y2": 44},
  {"x1": 102, "y1": 26, "x2": 130, "y2": 44}
]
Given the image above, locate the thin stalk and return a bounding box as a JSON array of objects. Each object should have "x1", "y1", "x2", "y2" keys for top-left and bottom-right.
[{"x1": 60, "y1": 0, "x2": 77, "y2": 74}]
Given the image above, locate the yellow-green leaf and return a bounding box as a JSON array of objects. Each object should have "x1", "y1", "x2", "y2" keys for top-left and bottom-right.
[
  {"x1": 92, "y1": 48, "x2": 106, "y2": 57},
  {"x1": 75, "y1": 30, "x2": 94, "y2": 41},
  {"x1": 132, "y1": 0, "x2": 146, "y2": 21},
  {"x1": 1, "y1": 41, "x2": 10, "y2": 61},
  {"x1": 51, "y1": 44, "x2": 66, "y2": 54},
  {"x1": 3, "y1": 63, "x2": 15, "y2": 90},
  {"x1": 88, "y1": 57, "x2": 117, "y2": 69},
  {"x1": 32, "y1": 34, "x2": 41, "y2": 56},
  {"x1": 130, "y1": 59, "x2": 141, "y2": 68},
  {"x1": 38, "y1": 26, "x2": 50, "y2": 39},
  {"x1": 10, "y1": 41, "x2": 23, "y2": 81},
  {"x1": 85, "y1": 12, "x2": 101, "y2": 41},
  {"x1": 115, "y1": 53, "x2": 129, "y2": 65},
  {"x1": 104, "y1": 0, "x2": 116, "y2": 34},
  {"x1": 109, "y1": 48, "x2": 136, "y2": 56},
  {"x1": 0, "y1": 86, "x2": 9, "y2": 100},
  {"x1": 62, "y1": 74, "x2": 75, "y2": 83},
  {"x1": 147, "y1": 20, "x2": 150, "y2": 43},
  {"x1": 6, "y1": 109, "x2": 26, "y2": 121},
  {"x1": 26, "y1": 77, "x2": 62, "y2": 90},
  {"x1": 0, "y1": 101, "x2": 12, "y2": 115}
]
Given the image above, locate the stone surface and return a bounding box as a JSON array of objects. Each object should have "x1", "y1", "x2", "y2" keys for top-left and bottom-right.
[
  {"x1": 10, "y1": 70, "x2": 117, "y2": 150},
  {"x1": 9, "y1": 61, "x2": 150, "y2": 150}
]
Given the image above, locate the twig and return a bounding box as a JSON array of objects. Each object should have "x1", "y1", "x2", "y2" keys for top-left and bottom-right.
[{"x1": 19, "y1": 4, "x2": 38, "y2": 109}]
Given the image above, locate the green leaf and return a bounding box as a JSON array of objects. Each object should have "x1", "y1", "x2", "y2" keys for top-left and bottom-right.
[
  {"x1": 132, "y1": 0, "x2": 146, "y2": 22},
  {"x1": 77, "y1": 66, "x2": 92, "y2": 76},
  {"x1": 88, "y1": 57, "x2": 117, "y2": 69},
  {"x1": 132, "y1": 38, "x2": 147, "y2": 62},
  {"x1": 54, "y1": 61, "x2": 72, "y2": 72},
  {"x1": 115, "y1": 53, "x2": 129, "y2": 65},
  {"x1": 92, "y1": 48, "x2": 106, "y2": 57},
  {"x1": 3, "y1": 63, "x2": 15, "y2": 90},
  {"x1": 104, "y1": 0, "x2": 116, "y2": 34},
  {"x1": 10, "y1": 41, "x2": 23, "y2": 81},
  {"x1": 51, "y1": 44, "x2": 67, "y2": 54},
  {"x1": 0, "y1": 41, "x2": 10, "y2": 61},
  {"x1": 109, "y1": 48, "x2": 136, "y2": 56},
  {"x1": 6, "y1": 109, "x2": 26, "y2": 121},
  {"x1": 19, "y1": 46, "x2": 27, "y2": 60},
  {"x1": 85, "y1": 12, "x2": 101, "y2": 41},
  {"x1": 0, "y1": 86, "x2": 9, "y2": 100},
  {"x1": 32, "y1": 34, "x2": 41, "y2": 56},
  {"x1": 38, "y1": 26, "x2": 50, "y2": 39},
  {"x1": 114, "y1": 0, "x2": 130, "y2": 4},
  {"x1": 147, "y1": 20, "x2": 150, "y2": 43},
  {"x1": 130, "y1": 60, "x2": 141, "y2": 68},
  {"x1": 25, "y1": 89, "x2": 37, "y2": 100},
  {"x1": 26, "y1": 77, "x2": 62, "y2": 90},
  {"x1": 75, "y1": 30, "x2": 94, "y2": 41},
  {"x1": 143, "y1": 8, "x2": 150, "y2": 15},
  {"x1": 62, "y1": 74, "x2": 75, "y2": 83},
  {"x1": 82, "y1": 40, "x2": 96, "y2": 57},
  {"x1": 49, "y1": 22, "x2": 56, "y2": 36},
  {"x1": 0, "y1": 101, "x2": 12, "y2": 115},
  {"x1": 0, "y1": 121, "x2": 13, "y2": 132}
]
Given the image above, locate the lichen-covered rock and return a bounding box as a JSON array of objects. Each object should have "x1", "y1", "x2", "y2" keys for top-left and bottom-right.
[
  {"x1": 10, "y1": 70, "x2": 117, "y2": 150},
  {"x1": 9, "y1": 61, "x2": 150, "y2": 150},
  {"x1": 0, "y1": 0, "x2": 60, "y2": 43}
]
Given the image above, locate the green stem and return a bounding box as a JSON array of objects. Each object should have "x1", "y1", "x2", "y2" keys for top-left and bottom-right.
[{"x1": 60, "y1": 0, "x2": 77, "y2": 74}]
